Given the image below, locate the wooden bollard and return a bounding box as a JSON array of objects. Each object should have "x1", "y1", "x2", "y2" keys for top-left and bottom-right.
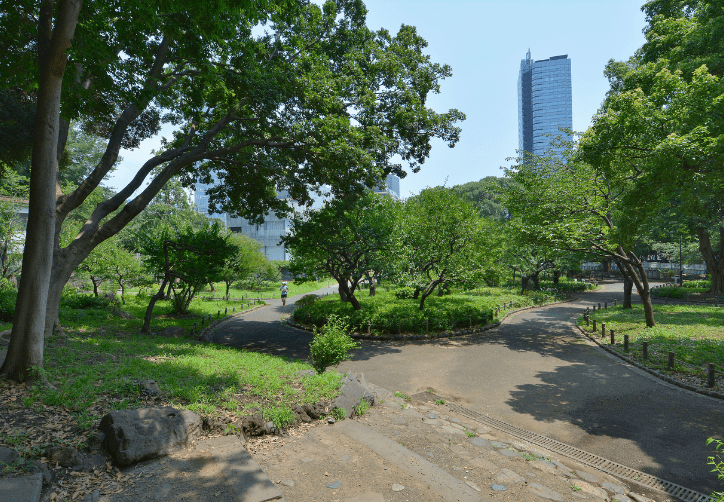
[
  {"x1": 469, "y1": 315, "x2": 472, "y2": 328},
  {"x1": 610, "y1": 329, "x2": 615, "y2": 345},
  {"x1": 708, "y1": 363, "x2": 716, "y2": 388},
  {"x1": 624, "y1": 334, "x2": 629, "y2": 351},
  {"x1": 233, "y1": 307, "x2": 235, "y2": 312},
  {"x1": 601, "y1": 322, "x2": 606, "y2": 338},
  {"x1": 593, "y1": 305, "x2": 596, "y2": 312},
  {"x1": 642, "y1": 341, "x2": 648, "y2": 359},
  {"x1": 604, "y1": 301, "x2": 608, "y2": 309},
  {"x1": 509, "y1": 301, "x2": 513, "y2": 308},
  {"x1": 668, "y1": 352, "x2": 675, "y2": 369},
  {"x1": 217, "y1": 310, "x2": 220, "y2": 318},
  {"x1": 585, "y1": 315, "x2": 589, "y2": 326},
  {"x1": 592, "y1": 319, "x2": 597, "y2": 332},
  {"x1": 598, "y1": 303, "x2": 601, "y2": 310},
  {"x1": 367, "y1": 320, "x2": 371, "y2": 335},
  {"x1": 225, "y1": 307, "x2": 228, "y2": 315},
  {"x1": 426, "y1": 319, "x2": 429, "y2": 332},
  {"x1": 614, "y1": 299, "x2": 617, "y2": 306},
  {"x1": 201, "y1": 317, "x2": 205, "y2": 326}
]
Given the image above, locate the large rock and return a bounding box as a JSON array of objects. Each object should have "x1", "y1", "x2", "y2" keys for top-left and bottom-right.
[
  {"x1": 0, "y1": 446, "x2": 19, "y2": 468},
  {"x1": 99, "y1": 407, "x2": 200, "y2": 467},
  {"x1": 331, "y1": 372, "x2": 377, "y2": 418}
]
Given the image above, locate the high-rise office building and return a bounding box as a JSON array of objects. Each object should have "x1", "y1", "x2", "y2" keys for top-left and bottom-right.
[
  {"x1": 194, "y1": 173, "x2": 226, "y2": 225},
  {"x1": 518, "y1": 50, "x2": 572, "y2": 158},
  {"x1": 374, "y1": 174, "x2": 400, "y2": 200}
]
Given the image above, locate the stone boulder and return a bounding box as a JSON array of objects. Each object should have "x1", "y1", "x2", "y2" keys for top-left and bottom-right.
[
  {"x1": 99, "y1": 407, "x2": 201, "y2": 467},
  {"x1": 301, "y1": 402, "x2": 327, "y2": 420},
  {"x1": 0, "y1": 446, "x2": 19, "y2": 469},
  {"x1": 331, "y1": 372, "x2": 377, "y2": 418}
]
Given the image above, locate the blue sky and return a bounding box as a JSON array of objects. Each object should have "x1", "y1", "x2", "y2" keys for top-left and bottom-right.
[{"x1": 109, "y1": 0, "x2": 647, "y2": 199}]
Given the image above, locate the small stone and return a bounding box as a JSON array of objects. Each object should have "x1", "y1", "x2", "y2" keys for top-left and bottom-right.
[
  {"x1": 340, "y1": 454, "x2": 352, "y2": 462},
  {"x1": 497, "y1": 448, "x2": 519, "y2": 458},
  {"x1": 449, "y1": 417, "x2": 461, "y2": 424},
  {"x1": 611, "y1": 495, "x2": 633, "y2": 502},
  {"x1": 468, "y1": 437, "x2": 492, "y2": 448},
  {"x1": 438, "y1": 425, "x2": 467, "y2": 436},
  {"x1": 476, "y1": 427, "x2": 490, "y2": 434},
  {"x1": 452, "y1": 467, "x2": 462, "y2": 471},
  {"x1": 496, "y1": 468, "x2": 525, "y2": 484},
  {"x1": 572, "y1": 480, "x2": 608, "y2": 499},
  {"x1": 0, "y1": 446, "x2": 19, "y2": 466},
  {"x1": 490, "y1": 441, "x2": 509, "y2": 448},
  {"x1": 601, "y1": 481, "x2": 627, "y2": 494},
  {"x1": 391, "y1": 483, "x2": 405, "y2": 492},
  {"x1": 426, "y1": 413, "x2": 438, "y2": 419},
  {"x1": 280, "y1": 478, "x2": 295, "y2": 487},
  {"x1": 465, "y1": 481, "x2": 482, "y2": 492},
  {"x1": 528, "y1": 482, "x2": 565, "y2": 501},
  {"x1": 300, "y1": 457, "x2": 315, "y2": 463},
  {"x1": 422, "y1": 418, "x2": 444, "y2": 426},
  {"x1": 575, "y1": 469, "x2": 601, "y2": 483},
  {"x1": 448, "y1": 422, "x2": 466, "y2": 431},
  {"x1": 327, "y1": 417, "x2": 336, "y2": 424},
  {"x1": 326, "y1": 480, "x2": 341, "y2": 489},
  {"x1": 551, "y1": 459, "x2": 574, "y2": 474},
  {"x1": 491, "y1": 484, "x2": 507, "y2": 491}
]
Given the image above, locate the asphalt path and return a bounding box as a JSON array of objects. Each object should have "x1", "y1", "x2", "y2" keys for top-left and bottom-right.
[{"x1": 212, "y1": 282, "x2": 724, "y2": 493}]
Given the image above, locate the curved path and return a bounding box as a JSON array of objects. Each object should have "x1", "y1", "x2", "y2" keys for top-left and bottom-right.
[{"x1": 212, "y1": 283, "x2": 724, "y2": 493}]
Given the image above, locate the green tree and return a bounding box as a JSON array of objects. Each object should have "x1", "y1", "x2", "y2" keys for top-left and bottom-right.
[
  {"x1": 577, "y1": 0, "x2": 724, "y2": 293},
  {"x1": 283, "y1": 192, "x2": 397, "y2": 310},
  {"x1": 451, "y1": 177, "x2": 516, "y2": 221},
  {"x1": 221, "y1": 233, "x2": 270, "y2": 301},
  {"x1": 396, "y1": 187, "x2": 496, "y2": 310},
  {"x1": 0, "y1": 0, "x2": 464, "y2": 381},
  {"x1": 142, "y1": 221, "x2": 235, "y2": 332},
  {"x1": 504, "y1": 149, "x2": 659, "y2": 326}
]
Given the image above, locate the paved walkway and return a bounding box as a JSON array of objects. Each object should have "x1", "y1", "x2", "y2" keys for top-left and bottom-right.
[{"x1": 213, "y1": 283, "x2": 724, "y2": 494}]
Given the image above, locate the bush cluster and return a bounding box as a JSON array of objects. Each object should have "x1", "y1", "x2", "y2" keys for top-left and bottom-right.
[
  {"x1": 309, "y1": 314, "x2": 360, "y2": 374},
  {"x1": 393, "y1": 286, "x2": 416, "y2": 299}
]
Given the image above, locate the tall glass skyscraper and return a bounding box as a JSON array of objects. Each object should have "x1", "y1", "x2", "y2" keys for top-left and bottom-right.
[{"x1": 518, "y1": 50, "x2": 572, "y2": 158}]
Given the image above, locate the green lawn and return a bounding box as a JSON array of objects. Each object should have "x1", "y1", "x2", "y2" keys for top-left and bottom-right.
[
  {"x1": 579, "y1": 304, "x2": 724, "y2": 377},
  {"x1": 295, "y1": 286, "x2": 559, "y2": 335}
]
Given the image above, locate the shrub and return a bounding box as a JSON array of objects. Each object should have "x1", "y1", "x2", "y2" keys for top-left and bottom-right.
[
  {"x1": 309, "y1": 314, "x2": 360, "y2": 374},
  {"x1": 60, "y1": 291, "x2": 113, "y2": 310},
  {"x1": 686, "y1": 280, "x2": 712, "y2": 289},
  {"x1": 295, "y1": 294, "x2": 319, "y2": 308},
  {"x1": 394, "y1": 286, "x2": 416, "y2": 299},
  {"x1": 0, "y1": 287, "x2": 16, "y2": 322},
  {"x1": 708, "y1": 438, "x2": 724, "y2": 502}
]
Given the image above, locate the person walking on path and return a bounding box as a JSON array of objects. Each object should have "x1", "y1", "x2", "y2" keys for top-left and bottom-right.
[{"x1": 279, "y1": 281, "x2": 289, "y2": 306}]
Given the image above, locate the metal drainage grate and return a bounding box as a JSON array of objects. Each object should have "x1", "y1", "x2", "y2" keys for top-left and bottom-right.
[{"x1": 426, "y1": 397, "x2": 711, "y2": 502}]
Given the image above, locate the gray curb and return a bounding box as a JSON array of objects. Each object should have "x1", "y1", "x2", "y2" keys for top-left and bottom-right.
[
  {"x1": 198, "y1": 303, "x2": 267, "y2": 341},
  {"x1": 285, "y1": 297, "x2": 578, "y2": 341},
  {"x1": 574, "y1": 321, "x2": 724, "y2": 401}
]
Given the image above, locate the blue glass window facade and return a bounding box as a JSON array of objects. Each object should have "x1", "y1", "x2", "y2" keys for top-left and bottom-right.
[{"x1": 518, "y1": 52, "x2": 572, "y2": 158}]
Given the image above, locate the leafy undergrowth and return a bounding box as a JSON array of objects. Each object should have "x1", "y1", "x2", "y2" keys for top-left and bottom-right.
[
  {"x1": 579, "y1": 304, "x2": 724, "y2": 386},
  {"x1": 652, "y1": 285, "x2": 723, "y2": 303},
  {"x1": 21, "y1": 327, "x2": 341, "y2": 429},
  {"x1": 295, "y1": 287, "x2": 558, "y2": 335}
]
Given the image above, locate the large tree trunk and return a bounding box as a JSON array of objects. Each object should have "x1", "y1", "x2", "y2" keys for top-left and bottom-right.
[
  {"x1": 143, "y1": 276, "x2": 170, "y2": 334},
  {"x1": 337, "y1": 279, "x2": 361, "y2": 310},
  {"x1": 0, "y1": 0, "x2": 83, "y2": 382},
  {"x1": 552, "y1": 270, "x2": 561, "y2": 285},
  {"x1": 697, "y1": 226, "x2": 724, "y2": 295},
  {"x1": 618, "y1": 248, "x2": 655, "y2": 327},
  {"x1": 419, "y1": 280, "x2": 442, "y2": 310},
  {"x1": 614, "y1": 258, "x2": 633, "y2": 309}
]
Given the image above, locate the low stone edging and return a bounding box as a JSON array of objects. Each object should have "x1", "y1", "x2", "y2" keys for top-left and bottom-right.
[
  {"x1": 285, "y1": 297, "x2": 576, "y2": 342},
  {"x1": 198, "y1": 303, "x2": 267, "y2": 342},
  {"x1": 574, "y1": 322, "x2": 724, "y2": 401}
]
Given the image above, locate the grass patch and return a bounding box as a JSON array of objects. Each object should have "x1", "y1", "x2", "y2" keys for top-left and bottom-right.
[
  {"x1": 294, "y1": 287, "x2": 557, "y2": 335},
  {"x1": 580, "y1": 304, "x2": 724, "y2": 378}
]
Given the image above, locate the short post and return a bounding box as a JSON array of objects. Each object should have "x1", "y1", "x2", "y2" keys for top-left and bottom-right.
[
  {"x1": 469, "y1": 315, "x2": 472, "y2": 328},
  {"x1": 585, "y1": 315, "x2": 589, "y2": 326},
  {"x1": 217, "y1": 310, "x2": 220, "y2": 318},
  {"x1": 708, "y1": 363, "x2": 716, "y2": 388},
  {"x1": 604, "y1": 301, "x2": 608, "y2": 309},
  {"x1": 509, "y1": 300, "x2": 513, "y2": 308},
  {"x1": 367, "y1": 320, "x2": 371, "y2": 335},
  {"x1": 201, "y1": 317, "x2": 205, "y2": 327},
  {"x1": 668, "y1": 352, "x2": 675, "y2": 369},
  {"x1": 233, "y1": 307, "x2": 235, "y2": 312},
  {"x1": 601, "y1": 322, "x2": 606, "y2": 338},
  {"x1": 450, "y1": 316, "x2": 454, "y2": 329},
  {"x1": 624, "y1": 334, "x2": 629, "y2": 352},
  {"x1": 598, "y1": 303, "x2": 601, "y2": 310},
  {"x1": 614, "y1": 299, "x2": 617, "y2": 306},
  {"x1": 610, "y1": 329, "x2": 615, "y2": 345},
  {"x1": 225, "y1": 307, "x2": 228, "y2": 315},
  {"x1": 308, "y1": 313, "x2": 311, "y2": 324},
  {"x1": 426, "y1": 319, "x2": 429, "y2": 332},
  {"x1": 642, "y1": 341, "x2": 648, "y2": 359},
  {"x1": 592, "y1": 319, "x2": 597, "y2": 333},
  {"x1": 592, "y1": 305, "x2": 596, "y2": 312}
]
